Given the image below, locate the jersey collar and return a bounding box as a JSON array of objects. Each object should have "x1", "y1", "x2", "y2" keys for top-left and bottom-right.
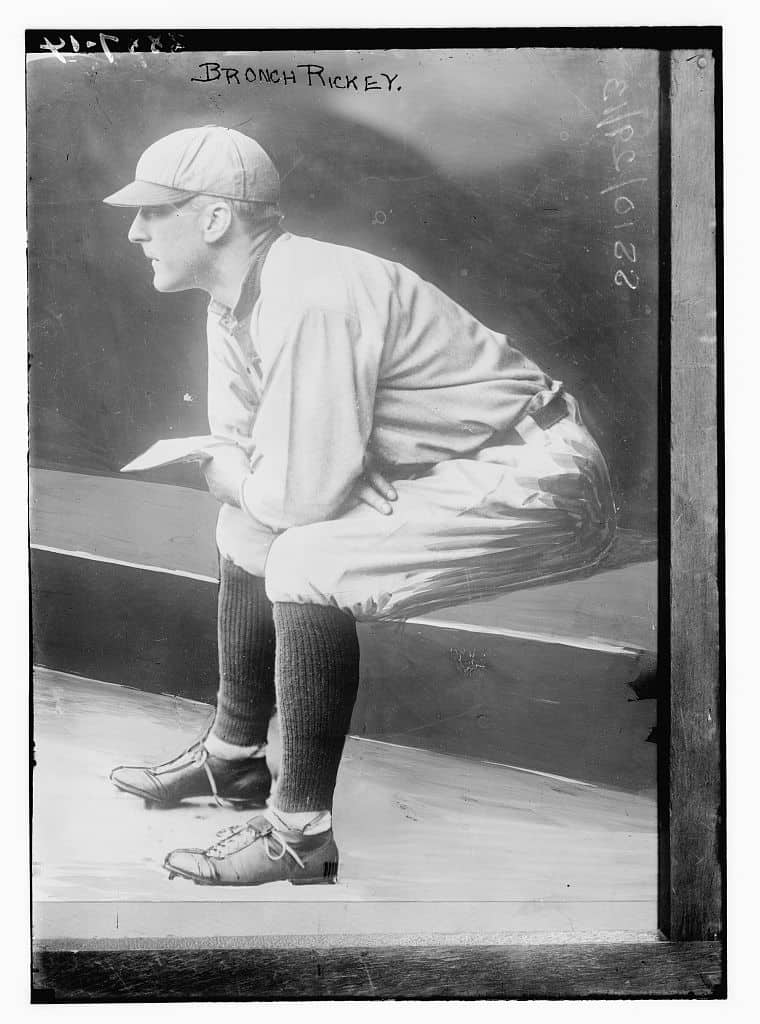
[{"x1": 209, "y1": 223, "x2": 284, "y2": 327}]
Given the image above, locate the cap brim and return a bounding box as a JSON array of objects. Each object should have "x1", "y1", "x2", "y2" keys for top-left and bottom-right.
[{"x1": 102, "y1": 180, "x2": 196, "y2": 207}]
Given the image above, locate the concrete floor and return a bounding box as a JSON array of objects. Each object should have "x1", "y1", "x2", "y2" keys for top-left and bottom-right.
[{"x1": 33, "y1": 668, "x2": 657, "y2": 945}]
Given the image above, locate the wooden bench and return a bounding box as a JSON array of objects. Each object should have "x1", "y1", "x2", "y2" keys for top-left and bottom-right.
[{"x1": 30, "y1": 468, "x2": 658, "y2": 791}]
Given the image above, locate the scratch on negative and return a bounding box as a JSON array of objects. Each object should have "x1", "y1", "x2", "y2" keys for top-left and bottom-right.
[{"x1": 361, "y1": 958, "x2": 377, "y2": 995}]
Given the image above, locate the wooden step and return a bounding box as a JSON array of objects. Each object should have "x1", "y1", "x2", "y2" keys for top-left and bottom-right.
[{"x1": 33, "y1": 668, "x2": 657, "y2": 943}]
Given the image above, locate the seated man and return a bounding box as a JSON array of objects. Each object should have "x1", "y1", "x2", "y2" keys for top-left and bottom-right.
[{"x1": 105, "y1": 125, "x2": 616, "y2": 887}]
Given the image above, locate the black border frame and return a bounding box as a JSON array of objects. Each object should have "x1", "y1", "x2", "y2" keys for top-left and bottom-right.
[{"x1": 27, "y1": 26, "x2": 725, "y2": 1000}]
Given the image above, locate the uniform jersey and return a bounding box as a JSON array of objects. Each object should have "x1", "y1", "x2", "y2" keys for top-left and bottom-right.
[
  {"x1": 207, "y1": 230, "x2": 615, "y2": 620},
  {"x1": 207, "y1": 230, "x2": 563, "y2": 532}
]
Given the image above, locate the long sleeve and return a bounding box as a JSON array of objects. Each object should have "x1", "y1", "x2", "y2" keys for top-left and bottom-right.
[{"x1": 240, "y1": 305, "x2": 378, "y2": 531}]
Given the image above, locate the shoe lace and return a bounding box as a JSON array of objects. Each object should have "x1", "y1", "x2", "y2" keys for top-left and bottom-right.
[
  {"x1": 149, "y1": 734, "x2": 243, "y2": 810},
  {"x1": 206, "y1": 820, "x2": 306, "y2": 869},
  {"x1": 151, "y1": 740, "x2": 206, "y2": 774},
  {"x1": 149, "y1": 711, "x2": 215, "y2": 775}
]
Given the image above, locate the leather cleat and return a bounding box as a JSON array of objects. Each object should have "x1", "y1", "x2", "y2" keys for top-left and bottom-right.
[
  {"x1": 109, "y1": 740, "x2": 272, "y2": 809},
  {"x1": 163, "y1": 814, "x2": 339, "y2": 887}
]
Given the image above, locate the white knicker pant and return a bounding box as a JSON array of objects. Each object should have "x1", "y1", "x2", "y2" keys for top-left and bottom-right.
[{"x1": 216, "y1": 394, "x2": 616, "y2": 621}]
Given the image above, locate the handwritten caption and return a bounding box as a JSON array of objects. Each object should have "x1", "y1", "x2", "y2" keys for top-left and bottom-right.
[
  {"x1": 190, "y1": 62, "x2": 402, "y2": 92},
  {"x1": 598, "y1": 77, "x2": 648, "y2": 293},
  {"x1": 40, "y1": 33, "x2": 184, "y2": 63},
  {"x1": 37, "y1": 40, "x2": 402, "y2": 96}
]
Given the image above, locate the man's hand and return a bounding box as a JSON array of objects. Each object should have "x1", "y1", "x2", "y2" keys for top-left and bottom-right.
[
  {"x1": 349, "y1": 454, "x2": 398, "y2": 516},
  {"x1": 204, "y1": 446, "x2": 398, "y2": 516},
  {"x1": 202, "y1": 445, "x2": 250, "y2": 506}
]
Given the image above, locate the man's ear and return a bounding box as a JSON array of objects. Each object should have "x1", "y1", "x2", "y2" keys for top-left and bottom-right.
[{"x1": 200, "y1": 201, "x2": 233, "y2": 243}]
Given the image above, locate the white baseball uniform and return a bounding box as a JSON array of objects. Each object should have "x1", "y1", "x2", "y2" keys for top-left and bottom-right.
[{"x1": 208, "y1": 230, "x2": 616, "y2": 620}]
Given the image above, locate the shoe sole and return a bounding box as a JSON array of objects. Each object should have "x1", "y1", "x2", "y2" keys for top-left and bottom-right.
[
  {"x1": 111, "y1": 778, "x2": 268, "y2": 810},
  {"x1": 163, "y1": 863, "x2": 339, "y2": 886}
]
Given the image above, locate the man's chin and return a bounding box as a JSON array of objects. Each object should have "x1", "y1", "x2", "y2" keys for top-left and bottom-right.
[
  {"x1": 150, "y1": 266, "x2": 197, "y2": 294},
  {"x1": 151, "y1": 272, "x2": 181, "y2": 293}
]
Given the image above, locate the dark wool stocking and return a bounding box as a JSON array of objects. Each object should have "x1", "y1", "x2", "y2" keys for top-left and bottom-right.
[
  {"x1": 273, "y1": 601, "x2": 361, "y2": 812},
  {"x1": 212, "y1": 558, "x2": 276, "y2": 746}
]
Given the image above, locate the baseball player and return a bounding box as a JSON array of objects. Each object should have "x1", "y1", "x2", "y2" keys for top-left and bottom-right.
[{"x1": 105, "y1": 125, "x2": 616, "y2": 888}]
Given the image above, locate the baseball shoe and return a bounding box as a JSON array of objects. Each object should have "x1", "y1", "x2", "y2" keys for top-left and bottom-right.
[
  {"x1": 109, "y1": 740, "x2": 272, "y2": 809},
  {"x1": 163, "y1": 814, "x2": 339, "y2": 887}
]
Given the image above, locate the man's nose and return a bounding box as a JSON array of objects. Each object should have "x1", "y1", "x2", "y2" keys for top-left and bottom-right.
[{"x1": 127, "y1": 211, "x2": 149, "y2": 244}]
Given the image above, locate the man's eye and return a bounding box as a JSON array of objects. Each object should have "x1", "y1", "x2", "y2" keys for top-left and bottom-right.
[{"x1": 140, "y1": 206, "x2": 171, "y2": 220}]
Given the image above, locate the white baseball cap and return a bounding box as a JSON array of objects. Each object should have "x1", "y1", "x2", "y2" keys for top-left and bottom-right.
[{"x1": 103, "y1": 125, "x2": 280, "y2": 207}]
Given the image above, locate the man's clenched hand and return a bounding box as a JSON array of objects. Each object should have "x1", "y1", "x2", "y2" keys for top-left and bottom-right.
[{"x1": 202, "y1": 445, "x2": 250, "y2": 506}]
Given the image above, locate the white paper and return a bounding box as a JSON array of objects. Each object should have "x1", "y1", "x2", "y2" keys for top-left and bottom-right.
[{"x1": 120, "y1": 435, "x2": 229, "y2": 473}]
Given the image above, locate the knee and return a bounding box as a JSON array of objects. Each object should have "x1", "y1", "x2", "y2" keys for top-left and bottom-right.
[
  {"x1": 265, "y1": 526, "x2": 393, "y2": 617},
  {"x1": 265, "y1": 526, "x2": 349, "y2": 608},
  {"x1": 216, "y1": 503, "x2": 275, "y2": 577}
]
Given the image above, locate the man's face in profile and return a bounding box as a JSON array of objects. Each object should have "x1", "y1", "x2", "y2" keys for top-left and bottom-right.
[{"x1": 127, "y1": 200, "x2": 207, "y2": 293}]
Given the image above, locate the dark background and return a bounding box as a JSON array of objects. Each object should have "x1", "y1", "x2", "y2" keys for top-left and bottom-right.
[{"x1": 27, "y1": 47, "x2": 659, "y2": 528}]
